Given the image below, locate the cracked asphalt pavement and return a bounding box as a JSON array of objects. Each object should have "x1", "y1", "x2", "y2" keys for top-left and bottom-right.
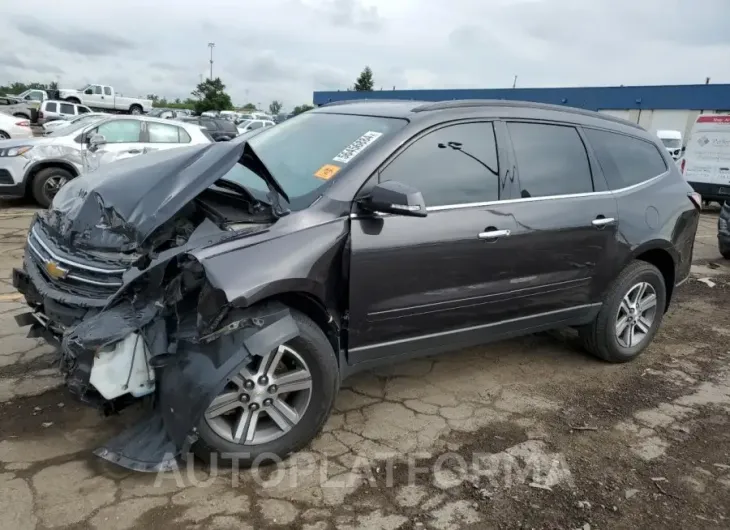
[{"x1": 1, "y1": 199, "x2": 729, "y2": 529}]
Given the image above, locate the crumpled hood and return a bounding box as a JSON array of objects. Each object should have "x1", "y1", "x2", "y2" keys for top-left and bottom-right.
[{"x1": 38, "y1": 140, "x2": 246, "y2": 252}]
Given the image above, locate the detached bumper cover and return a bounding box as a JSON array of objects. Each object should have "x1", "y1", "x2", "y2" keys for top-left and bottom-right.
[{"x1": 94, "y1": 305, "x2": 299, "y2": 472}]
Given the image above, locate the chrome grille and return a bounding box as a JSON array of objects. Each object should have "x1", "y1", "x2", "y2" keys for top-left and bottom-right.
[{"x1": 26, "y1": 226, "x2": 125, "y2": 297}]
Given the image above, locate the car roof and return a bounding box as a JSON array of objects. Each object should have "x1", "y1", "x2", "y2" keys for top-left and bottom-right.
[{"x1": 313, "y1": 98, "x2": 644, "y2": 131}]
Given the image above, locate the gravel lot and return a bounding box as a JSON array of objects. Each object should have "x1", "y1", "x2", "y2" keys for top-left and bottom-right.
[{"x1": 0, "y1": 199, "x2": 729, "y2": 530}]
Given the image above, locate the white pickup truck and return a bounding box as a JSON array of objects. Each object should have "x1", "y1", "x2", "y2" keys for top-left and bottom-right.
[{"x1": 58, "y1": 84, "x2": 153, "y2": 115}]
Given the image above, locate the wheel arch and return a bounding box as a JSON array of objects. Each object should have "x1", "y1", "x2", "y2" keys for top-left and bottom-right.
[
  {"x1": 629, "y1": 242, "x2": 677, "y2": 311},
  {"x1": 24, "y1": 160, "x2": 79, "y2": 192}
]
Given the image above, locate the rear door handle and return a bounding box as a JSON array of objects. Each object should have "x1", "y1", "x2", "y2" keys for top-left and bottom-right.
[
  {"x1": 478, "y1": 229, "x2": 511, "y2": 239},
  {"x1": 126, "y1": 149, "x2": 143, "y2": 154},
  {"x1": 592, "y1": 217, "x2": 615, "y2": 227}
]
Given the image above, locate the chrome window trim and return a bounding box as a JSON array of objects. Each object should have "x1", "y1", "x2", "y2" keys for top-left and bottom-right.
[
  {"x1": 349, "y1": 170, "x2": 667, "y2": 218},
  {"x1": 425, "y1": 171, "x2": 667, "y2": 212},
  {"x1": 29, "y1": 226, "x2": 127, "y2": 274}
]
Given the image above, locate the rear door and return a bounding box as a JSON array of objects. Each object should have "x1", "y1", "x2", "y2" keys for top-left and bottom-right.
[
  {"x1": 58, "y1": 102, "x2": 76, "y2": 119},
  {"x1": 500, "y1": 120, "x2": 620, "y2": 313},
  {"x1": 348, "y1": 121, "x2": 524, "y2": 363}
]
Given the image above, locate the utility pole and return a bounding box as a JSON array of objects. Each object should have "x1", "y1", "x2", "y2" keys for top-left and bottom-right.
[
  {"x1": 512, "y1": 75, "x2": 518, "y2": 88},
  {"x1": 705, "y1": 77, "x2": 711, "y2": 85},
  {"x1": 208, "y1": 42, "x2": 215, "y2": 80}
]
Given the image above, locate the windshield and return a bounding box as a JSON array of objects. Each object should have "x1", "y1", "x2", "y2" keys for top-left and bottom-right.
[
  {"x1": 219, "y1": 112, "x2": 407, "y2": 210},
  {"x1": 47, "y1": 116, "x2": 107, "y2": 137},
  {"x1": 77, "y1": 84, "x2": 90, "y2": 92},
  {"x1": 661, "y1": 138, "x2": 682, "y2": 148}
]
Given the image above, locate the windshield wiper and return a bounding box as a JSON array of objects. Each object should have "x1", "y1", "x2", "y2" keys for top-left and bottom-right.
[{"x1": 213, "y1": 178, "x2": 269, "y2": 207}]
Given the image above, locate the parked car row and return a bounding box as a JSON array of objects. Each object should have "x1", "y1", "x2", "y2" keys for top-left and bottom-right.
[{"x1": 0, "y1": 114, "x2": 212, "y2": 206}]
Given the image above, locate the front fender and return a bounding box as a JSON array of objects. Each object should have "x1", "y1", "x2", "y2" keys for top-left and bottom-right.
[{"x1": 192, "y1": 218, "x2": 349, "y2": 310}]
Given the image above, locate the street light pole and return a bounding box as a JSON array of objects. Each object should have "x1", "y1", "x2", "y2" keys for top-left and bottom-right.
[{"x1": 208, "y1": 42, "x2": 215, "y2": 80}]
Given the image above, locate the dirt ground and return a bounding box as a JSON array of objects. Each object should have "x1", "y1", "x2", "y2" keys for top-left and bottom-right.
[{"x1": 0, "y1": 199, "x2": 729, "y2": 530}]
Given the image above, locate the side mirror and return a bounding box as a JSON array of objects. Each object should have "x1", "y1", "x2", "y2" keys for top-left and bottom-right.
[
  {"x1": 358, "y1": 180, "x2": 427, "y2": 217},
  {"x1": 87, "y1": 133, "x2": 107, "y2": 152},
  {"x1": 681, "y1": 146, "x2": 686, "y2": 153}
]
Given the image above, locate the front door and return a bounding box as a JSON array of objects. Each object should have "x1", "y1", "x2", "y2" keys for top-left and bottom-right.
[
  {"x1": 83, "y1": 118, "x2": 146, "y2": 171},
  {"x1": 348, "y1": 121, "x2": 522, "y2": 364}
]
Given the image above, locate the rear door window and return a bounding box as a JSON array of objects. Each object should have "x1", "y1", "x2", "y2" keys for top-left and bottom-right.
[
  {"x1": 583, "y1": 128, "x2": 668, "y2": 189},
  {"x1": 45, "y1": 102, "x2": 57, "y2": 113},
  {"x1": 59, "y1": 102, "x2": 75, "y2": 115},
  {"x1": 507, "y1": 122, "x2": 593, "y2": 198},
  {"x1": 147, "y1": 122, "x2": 183, "y2": 143}
]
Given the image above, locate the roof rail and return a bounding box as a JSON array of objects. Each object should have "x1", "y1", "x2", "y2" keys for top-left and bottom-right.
[
  {"x1": 319, "y1": 98, "x2": 421, "y2": 107},
  {"x1": 411, "y1": 99, "x2": 643, "y2": 130}
]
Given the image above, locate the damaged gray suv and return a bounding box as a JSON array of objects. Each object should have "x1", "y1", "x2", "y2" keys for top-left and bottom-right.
[{"x1": 13, "y1": 100, "x2": 699, "y2": 472}]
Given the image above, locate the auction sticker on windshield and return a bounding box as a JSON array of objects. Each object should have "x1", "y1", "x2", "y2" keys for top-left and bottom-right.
[
  {"x1": 333, "y1": 131, "x2": 383, "y2": 164},
  {"x1": 314, "y1": 164, "x2": 341, "y2": 180}
]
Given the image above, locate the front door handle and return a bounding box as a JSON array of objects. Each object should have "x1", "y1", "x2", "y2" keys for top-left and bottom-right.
[
  {"x1": 478, "y1": 229, "x2": 511, "y2": 239},
  {"x1": 125, "y1": 149, "x2": 143, "y2": 154},
  {"x1": 592, "y1": 217, "x2": 616, "y2": 227}
]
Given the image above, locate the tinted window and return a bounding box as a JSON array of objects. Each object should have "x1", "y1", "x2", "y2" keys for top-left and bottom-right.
[
  {"x1": 45, "y1": 102, "x2": 57, "y2": 113},
  {"x1": 583, "y1": 128, "x2": 668, "y2": 190},
  {"x1": 379, "y1": 122, "x2": 500, "y2": 206},
  {"x1": 77, "y1": 106, "x2": 90, "y2": 114},
  {"x1": 104, "y1": 86, "x2": 112, "y2": 96},
  {"x1": 508, "y1": 122, "x2": 593, "y2": 198},
  {"x1": 59, "y1": 103, "x2": 74, "y2": 114},
  {"x1": 217, "y1": 120, "x2": 236, "y2": 132},
  {"x1": 94, "y1": 120, "x2": 142, "y2": 143},
  {"x1": 201, "y1": 119, "x2": 217, "y2": 130},
  {"x1": 147, "y1": 122, "x2": 181, "y2": 143}
]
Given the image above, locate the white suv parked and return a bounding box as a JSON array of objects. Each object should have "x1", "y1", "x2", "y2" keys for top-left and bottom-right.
[
  {"x1": 38, "y1": 100, "x2": 93, "y2": 125},
  {"x1": 0, "y1": 115, "x2": 212, "y2": 207}
]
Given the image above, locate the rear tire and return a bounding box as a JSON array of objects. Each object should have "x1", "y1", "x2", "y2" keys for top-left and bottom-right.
[
  {"x1": 580, "y1": 261, "x2": 666, "y2": 363},
  {"x1": 31, "y1": 167, "x2": 73, "y2": 208},
  {"x1": 129, "y1": 104, "x2": 143, "y2": 115},
  {"x1": 193, "y1": 307, "x2": 340, "y2": 467},
  {"x1": 0, "y1": 130, "x2": 9, "y2": 139}
]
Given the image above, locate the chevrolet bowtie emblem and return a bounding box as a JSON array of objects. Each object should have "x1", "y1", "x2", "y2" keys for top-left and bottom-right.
[{"x1": 45, "y1": 260, "x2": 69, "y2": 280}]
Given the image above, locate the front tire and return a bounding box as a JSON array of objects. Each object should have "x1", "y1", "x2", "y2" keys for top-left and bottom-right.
[
  {"x1": 193, "y1": 308, "x2": 340, "y2": 467},
  {"x1": 580, "y1": 261, "x2": 666, "y2": 363},
  {"x1": 31, "y1": 167, "x2": 73, "y2": 208}
]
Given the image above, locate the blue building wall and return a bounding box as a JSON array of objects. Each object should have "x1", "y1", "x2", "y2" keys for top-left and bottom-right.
[{"x1": 313, "y1": 84, "x2": 730, "y2": 111}]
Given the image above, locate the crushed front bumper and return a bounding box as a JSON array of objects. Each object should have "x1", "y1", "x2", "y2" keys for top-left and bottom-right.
[{"x1": 14, "y1": 260, "x2": 299, "y2": 472}]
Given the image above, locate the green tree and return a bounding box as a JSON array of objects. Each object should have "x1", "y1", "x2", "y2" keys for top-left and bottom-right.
[
  {"x1": 238, "y1": 102, "x2": 256, "y2": 111},
  {"x1": 291, "y1": 104, "x2": 314, "y2": 116},
  {"x1": 353, "y1": 66, "x2": 374, "y2": 91},
  {"x1": 191, "y1": 77, "x2": 233, "y2": 114},
  {"x1": 268, "y1": 100, "x2": 283, "y2": 115}
]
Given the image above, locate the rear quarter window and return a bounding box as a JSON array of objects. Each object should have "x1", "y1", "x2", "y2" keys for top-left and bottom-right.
[
  {"x1": 584, "y1": 128, "x2": 668, "y2": 190},
  {"x1": 45, "y1": 102, "x2": 57, "y2": 113}
]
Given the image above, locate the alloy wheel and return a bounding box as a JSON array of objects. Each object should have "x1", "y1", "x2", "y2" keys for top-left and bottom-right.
[
  {"x1": 42, "y1": 175, "x2": 68, "y2": 202},
  {"x1": 615, "y1": 281, "x2": 657, "y2": 348},
  {"x1": 204, "y1": 344, "x2": 313, "y2": 445}
]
